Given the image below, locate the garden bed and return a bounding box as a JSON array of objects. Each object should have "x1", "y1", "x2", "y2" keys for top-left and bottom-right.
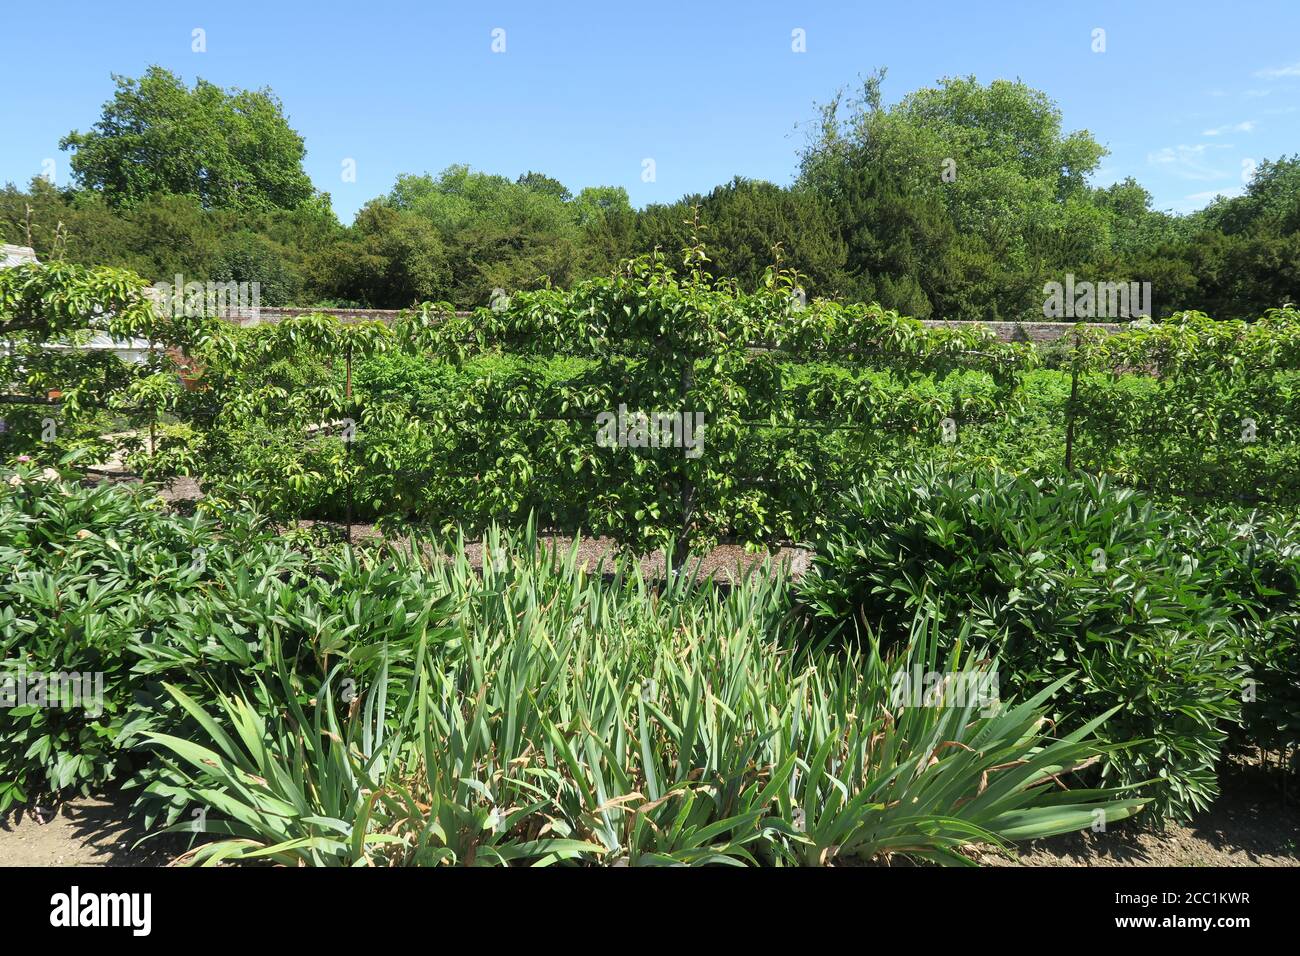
[
  {"x1": 978, "y1": 755, "x2": 1299, "y2": 867},
  {"x1": 296, "y1": 518, "x2": 815, "y2": 583},
  {"x1": 5, "y1": 757, "x2": 1294, "y2": 867}
]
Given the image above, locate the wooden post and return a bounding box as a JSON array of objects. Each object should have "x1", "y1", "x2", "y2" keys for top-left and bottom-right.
[
  {"x1": 1064, "y1": 326, "x2": 1081, "y2": 472},
  {"x1": 345, "y1": 341, "x2": 353, "y2": 545},
  {"x1": 674, "y1": 349, "x2": 694, "y2": 574}
]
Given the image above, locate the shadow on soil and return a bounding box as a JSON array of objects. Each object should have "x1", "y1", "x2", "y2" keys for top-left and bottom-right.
[{"x1": 1, "y1": 791, "x2": 190, "y2": 867}]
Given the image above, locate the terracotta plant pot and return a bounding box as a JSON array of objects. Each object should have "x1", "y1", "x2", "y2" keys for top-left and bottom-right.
[{"x1": 167, "y1": 346, "x2": 207, "y2": 391}]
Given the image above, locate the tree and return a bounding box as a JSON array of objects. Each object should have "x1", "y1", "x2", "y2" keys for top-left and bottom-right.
[
  {"x1": 696, "y1": 178, "x2": 847, "y2": 295},
  {"x1": 60, "y1": 66, "x2": 320, "y2": 212},
  {"x1": 632, "y1": 199, "x2": 699, "y2": 268},
  {"x1": 1088, "y1": 178, "x2": 1187, "y2": 259},
  {"x1": 1203, "y1": 156, "x2": 1300, "y2": 237},
  {"x1": 389, "y1": 165, "x2": 584, "y2": 305},
  {"x1": 572, "y1": 186, "x2": 636, "y2": 275},
  {"x1": 307, "y1": 201, "x2": 450, "y2": 308},
  {"x1": 212, "y1": 232, "x2": 300, "y2": 306},
  {"x1": 822, "y1": 159, "x2": 957, "y2": 316},
  {"x1": 798, "y1": 71, "x2": 1111, "y2": 319},
  {"x1": 0, "y1": 261, "x2": 196, "y2": 470},
  {"x1": 1, "y1": 177, "x2": 138, "y2": 269},
  {"x1": 517, "y1": 171, "x2": 573, "y2": 203}
]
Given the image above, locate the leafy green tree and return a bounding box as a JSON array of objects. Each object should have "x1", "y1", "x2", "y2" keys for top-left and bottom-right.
[
  {"x1": 694, "y1": 178, "x2": 847, "y2": 295},
  {"x1": 516, "y1": 171, "x2": 573, "y2": 203},
  {"x1": 1106, "y1": 159, "x2": 1300, "y2": 318},
  {"x1": 9, "y1": 66, "x2": 1296, "y2": 319},
  {"x1": 0, "y1": 177, "x2": 139, "y2": 269},
  {"x1": 308, "y1": 201, "x2": 450, "y2": 307},
  {"x1": 111, "y1": 194, "x2": 224, "y2": 280},
  {"x1": 212, "y1": 232, "x2": 300, "y2": 306},
  {"x1": 824, "y1": 159, "x2": 958, "y2": 316},
  {"x1": 389, "y1": 165, "x2": 584, "y2": 305},
  {"x1": 632, "y1": 199, "x2": 699, "y2": 267},
  {"x1": 1185, "y1": 231, "x2": 1300, "y2": 318},
  {"x1": 1089, "y1": 178, "x2": 1187, "y2": 258},
  {"x1": 60, "y1": 66, "x2": 321, "y2": 212},
  {"x1": 1203, "y1": 156, "x2": 1300, "y2": 237},
  {"x1": 799, "y1": 71, "x2": 1110, "y2": 319},
  {"x1": 571, "y1": 186, "x2": 636, "y2": 275},
  {"x1": 0, "y1": 261, "x2": 198, "y2": 472}
]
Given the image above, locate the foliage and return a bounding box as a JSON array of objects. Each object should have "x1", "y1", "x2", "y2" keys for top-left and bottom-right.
[
  {"x1": 1069, "y1": 308, "x2": 1300, "y2": 505},
  {"x1": 150, "y1": 609, "x2": 1145, "y2": 866},
  {"x1": 0, "y1": 457, "x2": 284, "y2": 809},
  {"x1": 181, "y1": 313, "x2": 390, "y2": 520},
  {"x1": 59, "y1": 66, "x2": 322, "y2": 213},
  {"x1": 180, "y1": 252, "x2": 1036, "y2": 550},
  {"x1": 306, "y1": 201, "x2": 449, "y2": 308},
  {"x1": 384, "y1": 165, "x2": 593, "y2": 306},
  {"x1": 0, "y1": 260, "x2": 199, "y2": 473},
  {"x1": 2, "y1": 69, "x2": 1295, "y2": 313},
  {"x1": 1181, "y1": 508, "x2": 1300, "y2": 755},
  {"x1": 796, "y1": 464, "x2": 1250, "y2": 821},
  {"x1": 798, "y1": 71, "x2": 1109, "y2": 320},
  {"x1": 166, "y1": 269, "x2": 1300, "y2": 549},
  {"x1": 634, "y1": 178, "x2": 848, "y2": 296},
  {"x1": 0, "y1": 473, "x2": 1146, "y2": 863}
]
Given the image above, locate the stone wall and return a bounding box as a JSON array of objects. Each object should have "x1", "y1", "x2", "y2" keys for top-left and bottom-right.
[
  {"x1": 920, "y1": 319, "x2": 1123, "y2": 343},
  {"x1": 0, "y1": 244, "x2": 38, "y2": 268},
  {"x1": 221, "y1": 306, "x2": 406, "y2": 327},
  {"x1": 218, "y1": 306, "x2": 1122, "y2": 343}
]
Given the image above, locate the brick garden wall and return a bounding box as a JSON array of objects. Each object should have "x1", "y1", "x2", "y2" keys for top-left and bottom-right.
[{"x1": 220, "y1": 307, "x2": 1123, "y2": 344}]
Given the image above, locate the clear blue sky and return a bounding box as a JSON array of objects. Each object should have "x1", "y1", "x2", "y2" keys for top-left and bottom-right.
[{"x1": 2, "y1": 0, "x2": 1298, "y2": 222}]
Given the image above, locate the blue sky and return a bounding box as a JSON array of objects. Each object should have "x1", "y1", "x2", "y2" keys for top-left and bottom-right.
[{"x1": 2, "y1": 0, "x2": 1298, "y2": 222}]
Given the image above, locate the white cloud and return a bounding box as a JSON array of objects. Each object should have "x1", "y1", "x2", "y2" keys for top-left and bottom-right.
[
  {"x1": 1147, "y1": 143, "x2": 1234, "y2": 181},
  {"x1": 1202, "y1": 120, "x2": 1256, "y2": 135},
  {"x1": 1244, "y1": 89, "x2": 1272, "y2": 98},
  {"x1": 1174, "y1": 187, "x2": 1244, "y2": 212},
  {"x1": 1255, "y1": 62, "x2": 1300, "y2": 78}
]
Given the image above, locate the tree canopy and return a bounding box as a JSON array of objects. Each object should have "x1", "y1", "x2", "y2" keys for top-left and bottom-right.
[
  {"x1": 0, "y1": 67, "x2": 1294, "y2": 317},
  {"x1": 60, "y1": 66, "x2": 322, "y2": 213}
]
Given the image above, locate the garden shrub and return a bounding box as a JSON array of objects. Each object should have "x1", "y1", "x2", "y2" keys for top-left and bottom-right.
[
  {"x1": 1071, "y1": 309, "x2": 1300, "y2": 506},
  {"x1": 0, "y1": 460, "x2": 249, "y2": 810},
  {"x1": 796, "y1": 463, "x2": 1249, "y2": 821},
  {"x1": 0, "y1": 460, "x2": 460, "y2": 822},
  {"x1": 1182, "y1": 508, "x2": 1300, "y2": 757}
]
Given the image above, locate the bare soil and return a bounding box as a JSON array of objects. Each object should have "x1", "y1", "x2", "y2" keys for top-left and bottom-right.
[
  {"x1": 105, "y1": 475, "x2": 815, "y2": 583},
  {"x1": 2, "y1": 760, "x2": 1294, "y2": 867},
  {"x1": 294, "y1": 519, "x2": 815, "y2": 583},
  {"x1": 979, "y1": 757, "x2": 1299, "y2": 867},
  {"x1": 0, "y1": 793, "x2": 186, "y2": 867}
]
